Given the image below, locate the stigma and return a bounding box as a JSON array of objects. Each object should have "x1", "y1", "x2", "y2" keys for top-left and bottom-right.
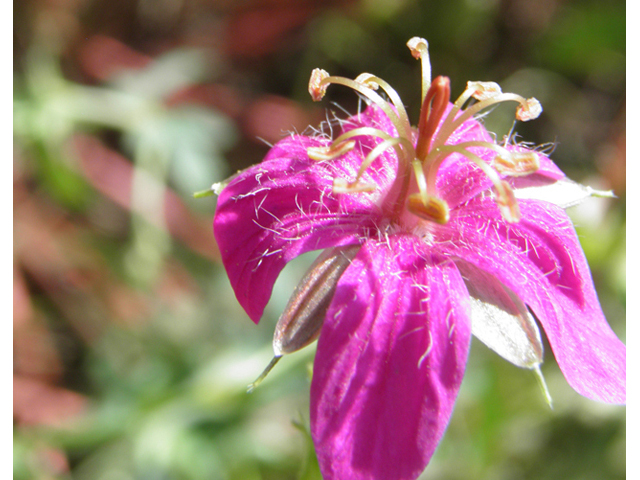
[{"x1": 307, "y1": 37, "x2": 544, "y2": 225}]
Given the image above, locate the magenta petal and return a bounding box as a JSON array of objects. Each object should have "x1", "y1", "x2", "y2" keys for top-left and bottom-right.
[
  {"x1": 435, "y1": 114, "x2": 494, "y2": 207},
  {"x1": 441, "y1": 198, "x2": 626, "y2": 403},
  {"x1": 214, "y1": 135, "x2": 386, "y2": 323},
  {"x1": 311, "y1": 236, "x2": 472, "y2": 480}
]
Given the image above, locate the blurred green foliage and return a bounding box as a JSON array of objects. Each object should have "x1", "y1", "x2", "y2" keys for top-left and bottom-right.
[{"x1": 14, "y1": 0, "x2": 624, "y2": 479}]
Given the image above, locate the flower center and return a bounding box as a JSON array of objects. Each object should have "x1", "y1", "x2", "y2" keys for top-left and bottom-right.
[{"x1": 307, "y1": 37, "x2": 543, "y2": 225}]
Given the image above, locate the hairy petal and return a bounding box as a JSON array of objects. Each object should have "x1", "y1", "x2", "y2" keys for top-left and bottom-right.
[
  {"x1": 311, "y1": 236, "x2": 471, "y2": 480},
  {"x1": 440, "y1": 198, "x2": 625, "y2": 403},
  {"x1": 214, "y1": 135, "x2": 388, "y2": 323}
]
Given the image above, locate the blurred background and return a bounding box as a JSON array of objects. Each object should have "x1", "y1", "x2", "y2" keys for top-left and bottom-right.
[{"x1": 13, "y1": 0, "x2": 625, "y2": 479}]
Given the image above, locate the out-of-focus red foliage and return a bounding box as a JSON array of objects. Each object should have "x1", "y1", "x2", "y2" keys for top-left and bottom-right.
[
  {"x1": 222, "y1": 0, "x2": 356, "y2": 58},
  {"x1": 78, "y1": 34, "x2": 152, "y2": 81},
  {"x1": 73, "y1": 134, "x2": 220, "y2": 261},
  {"x1": 14, "y1": 0, "x2": 353, "y2": 441}
]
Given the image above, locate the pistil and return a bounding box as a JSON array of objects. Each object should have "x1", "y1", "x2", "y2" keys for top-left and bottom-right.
[{"x1": 415, "y1": 76, "x2": 451, "y2": 163}]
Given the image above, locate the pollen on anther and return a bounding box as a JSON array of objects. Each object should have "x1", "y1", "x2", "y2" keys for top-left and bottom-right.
[
  {"x1": 309, "y1": 68, "x2": 330, "y2": 102},
  {"x1": 516, "y1": 98, "x2": 542, "y2": 121},
  {"x1": 332, "y1": 177, "x2": 377, "y2": 194},
  {"x1": 407, "y1": 194, "x2": 450, "y2": 224},
  {"x1": 495, "y1": 181, "x2": 521, "y2": 223},
  {"x1": 406, "y1": 37, "x2": 428, "y2": 59},
  {"x1": 467, "y1": 81, "x2": 502, "y2": 101},
  {"x1": 494, "y1": 152, "x2": 540, "y2": 176},
  {"x1": 308, "y1": 141, "x2": 356, "y2": 161}
]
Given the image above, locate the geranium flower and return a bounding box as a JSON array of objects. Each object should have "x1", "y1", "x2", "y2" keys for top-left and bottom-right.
[{"x1": 213, "y1": 37, "x2": 625, "y2": 480}]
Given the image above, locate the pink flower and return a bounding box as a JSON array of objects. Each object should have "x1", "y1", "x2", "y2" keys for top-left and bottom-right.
[{"x1": 213, "y1": 37, "x2": 625, "y2": 480}]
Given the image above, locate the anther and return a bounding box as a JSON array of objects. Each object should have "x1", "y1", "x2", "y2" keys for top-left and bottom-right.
[
  {"x1": 494, "y1": 152, "x2": 540, "y2": 176},
  {"x1": 407, "y1": 193, "x2": 450, "y2": 224},
  {"x1": 495, "y1": 181, "x2": 521, "y2": 223},
  {"x1": 407, "y1": 37, "x2": 432, "y2": 102},
  {"x1": 333, "y1": 178, "x2": 377, "y2": 194},
  {"x1": 307, "y1": 141, "x2": 356, "y2": 161},
  {"x1": 516, "y1": 98, "x2": 542, "y2": 121},
  {"x1": 309, "y1": 68, "x2": 330, "y2": 101},
  {"x1": 466, "y1": 81, "x2": 502, "y2": 101},
  {"x1": 406, "y1": 37, "x2": 429, "y2": 59}
]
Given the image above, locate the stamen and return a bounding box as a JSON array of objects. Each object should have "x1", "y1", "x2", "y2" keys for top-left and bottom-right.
[
  {"x1": 407, "y1": 193, "x2": 450, "y2": 224},
  {"x1": 406, "y1": 37, "x2": 431, "y2": 102},
  {"x1": 355, "y1": 74, "x2": 412, "y2": 139},
  {"x1": 411, "y1": 160, "x2": 429, "y2": 204},
  {"x1": 333, "y1": 178, "x2": 377, "y2": 193},
  {"x1": 354, "y1": 73, "x2": 380, "y2": 90},
  {"x1": 424, "y1": 145, "x2": 521, "y2": 223},
  {"x1": 431, "y1": 92, "x2": 543, "y2": 154},
  {"x1": 309, "y1": 72, "x2": 405, "y2": 140},
  {"x1": 332, "y1": 137, "x2": 405, "y2": 194},
  {"x1": 330, "y1": 127, "x2": 415, "y2": 165},
  {"x1": 307, "y1": 40, "x2": 539, "y2": 228},
  {"x1": 415, "y1": 76, "x2": 451, "y2": 162},
  {"x1": 516, "y1": 98, "x2": 543, "y2": 121},
  {"x1": 494, "y1": 151, "x2": 540, "y2": 176},
  {"x1": 308, "y1": 140, "x2": 356, "y2": 161},
  {"x1": 309, "y1": 68, "x2": 330, "y2": 101},
  {"x1": 466, "y1": 81, "x2": 502, "y2": 101},
  {"x1": 495, "y1": 180, "x2": 521, "y2": 223}
]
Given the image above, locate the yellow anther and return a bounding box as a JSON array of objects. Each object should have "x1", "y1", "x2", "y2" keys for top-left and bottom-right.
[
  {"x1": 466, "y1": 81, "x2": 503, "y2": 101},
  {"x1": 309, "y1": 68, "x2": 330, "y2": 101},
  {"x1": 495, "y1": 181, "x2": 521, "y2": 223},
  {"x1": 494, "y1": 152, "x2": 540, "y2": 177},
  {"x1": 516, "y1": 98, "x2": 542, "y2": 121},
  {"x1": 307, "y1": 141, "x2": 356, "y2": 161},
  {"x1": 407, "y1": 193, "x2": 450, "y2": 224},
  {"x1": 332, "y1": 178, "x2": 377, "y2": 194}
]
